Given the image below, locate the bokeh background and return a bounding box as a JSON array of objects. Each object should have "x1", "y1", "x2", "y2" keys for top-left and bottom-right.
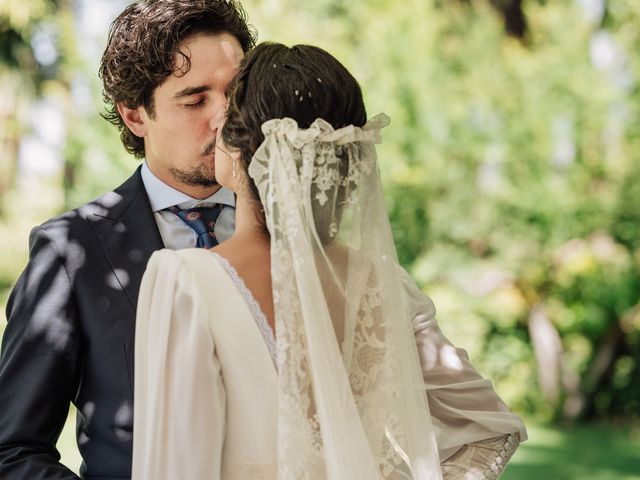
[{"x1": 1, "y1": 0, "x2": 639, "y2": 478}]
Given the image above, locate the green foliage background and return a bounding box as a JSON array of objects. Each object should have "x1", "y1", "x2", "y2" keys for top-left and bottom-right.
[{"x1": 1, "y1": 0, "x2": 639, "y2": 476}]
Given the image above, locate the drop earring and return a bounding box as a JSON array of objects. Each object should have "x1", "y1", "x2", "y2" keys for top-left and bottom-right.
[{"x1": 233, "y1": 159, "x2": 237, "y2": 178}]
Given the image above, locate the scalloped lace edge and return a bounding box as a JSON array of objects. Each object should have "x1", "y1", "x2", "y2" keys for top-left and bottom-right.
[{"x1": 212, "y1": 252, "x2": 277, "y2": 366}]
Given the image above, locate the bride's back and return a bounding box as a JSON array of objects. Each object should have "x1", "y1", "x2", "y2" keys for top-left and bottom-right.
[{"x1": 211, "y1": 232, "x2": 274, "y2": 332}]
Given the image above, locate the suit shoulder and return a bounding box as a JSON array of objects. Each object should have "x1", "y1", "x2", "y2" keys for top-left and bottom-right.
[
  {"x1": 35, "y1": 169, "x2": 143, "y2": 235},
  {"x1": 33, "y1": 194, "x2": 109, "y2": 239},
  {"x1": 33, "y1": 207, "x2": 89, "y2": 242}
]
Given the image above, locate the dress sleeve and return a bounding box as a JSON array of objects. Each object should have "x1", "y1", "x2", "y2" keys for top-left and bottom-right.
[
  {"x1": 398, "y1": 267, "x2": 526, "y2": 475},
  {"x1": 132, "y1": 250, "x2": 226, "y2": 480}
]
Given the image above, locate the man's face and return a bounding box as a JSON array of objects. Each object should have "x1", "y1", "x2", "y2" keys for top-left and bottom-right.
[{"x1": 138, "y1": 32, "x2": 244, "y2": 198}]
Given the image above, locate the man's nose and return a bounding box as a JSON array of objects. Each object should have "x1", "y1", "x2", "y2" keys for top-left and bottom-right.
[
  {"x1": 208, "y1": 98, "x2": 227, "y2": 131},
  {"x1": 209, "y1": 111, "x2": 222, "y2": 132}
]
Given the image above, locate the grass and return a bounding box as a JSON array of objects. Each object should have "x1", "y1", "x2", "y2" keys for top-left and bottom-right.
[
  {"x1": 56, "y1": 413, "x2": 640, "y2": 478},
  {"x1": 502, "y1": 422, "x2": 640, "y2": 480}
]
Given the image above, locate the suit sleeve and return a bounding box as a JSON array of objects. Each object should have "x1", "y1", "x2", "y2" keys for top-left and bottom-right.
[
  {"x1": 0, "y1": 226, "x2": 82, "y2": 480},
  {"x1": 132, "y1": 250, "x2": 225, "y2": 480}
]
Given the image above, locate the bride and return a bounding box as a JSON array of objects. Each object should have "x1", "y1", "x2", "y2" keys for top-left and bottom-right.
[{"x1": 132, "y1": 42, "x2": 526, "y2": 479}]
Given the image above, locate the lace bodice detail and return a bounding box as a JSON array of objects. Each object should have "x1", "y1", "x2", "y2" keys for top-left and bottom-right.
[{"x1": 211, "y1": 252, "x2": 277, "y2": 366}]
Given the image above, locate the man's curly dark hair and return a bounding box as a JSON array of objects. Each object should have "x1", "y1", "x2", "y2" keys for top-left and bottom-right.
[{"x1": 99, "y1": 0, "x2": 256, "y2": 158}]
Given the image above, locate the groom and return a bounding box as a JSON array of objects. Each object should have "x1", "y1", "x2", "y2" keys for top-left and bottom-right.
[{"x1": 0, "y1": 1, "x2": 255, "y2": 478}]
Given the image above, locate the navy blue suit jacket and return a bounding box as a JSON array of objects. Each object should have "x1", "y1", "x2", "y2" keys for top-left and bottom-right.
[{"x1": 0, "y1": 167, "x2": 163, "y2": 479}]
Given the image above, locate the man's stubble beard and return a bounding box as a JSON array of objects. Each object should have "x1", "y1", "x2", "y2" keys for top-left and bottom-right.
[
  {"x1": 169, "y1": 139, "x2": 219, "y2": 188},
  {"x1": 169, "y1": 162, "x2": 218, "y2": 187}
]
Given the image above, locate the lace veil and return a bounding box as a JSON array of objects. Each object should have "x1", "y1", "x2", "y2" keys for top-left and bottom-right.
[{"x1": 248, "y1": 113, "x2": 442, "y2": 479}]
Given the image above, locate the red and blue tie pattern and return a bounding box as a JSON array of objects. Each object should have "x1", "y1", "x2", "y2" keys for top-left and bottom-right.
[{"x1": 165, "y1": 205, "x2": 223, "y2": 248}]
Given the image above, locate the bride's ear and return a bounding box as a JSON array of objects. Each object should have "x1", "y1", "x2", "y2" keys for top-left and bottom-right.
[{"x1": 117, "y1": 103, "x2": 147, "y2": 137}]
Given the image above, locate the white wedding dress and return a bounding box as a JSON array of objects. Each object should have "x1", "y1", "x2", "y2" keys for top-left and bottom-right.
[{"x1": 132, "y1": 248, "x2": 526, "y2": 480}]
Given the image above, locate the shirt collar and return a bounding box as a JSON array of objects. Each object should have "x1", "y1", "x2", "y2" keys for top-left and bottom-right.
[{"x1": 141, "y1": 161, "x2": 236, "y2": 212}]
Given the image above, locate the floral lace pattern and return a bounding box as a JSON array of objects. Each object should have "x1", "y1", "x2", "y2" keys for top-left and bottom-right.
[
  {"x1": 248, "y1": 114, "x2": 442, "y2": 479},
  {"x1": 347, "y1": 270, "x2": 413, "y2": 477}
]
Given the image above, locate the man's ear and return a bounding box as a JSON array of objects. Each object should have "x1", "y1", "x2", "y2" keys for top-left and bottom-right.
[{"x1": 117, "y1": 103, "x2": 148, "y2": 137}]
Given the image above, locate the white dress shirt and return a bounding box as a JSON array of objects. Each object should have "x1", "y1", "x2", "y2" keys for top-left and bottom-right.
[{"x1": 140, "y1": 162, "x2": 236, "y2": 249}]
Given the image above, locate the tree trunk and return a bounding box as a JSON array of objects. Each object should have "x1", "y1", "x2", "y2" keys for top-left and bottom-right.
[
  {"x1": 489, "y1": 0, "x2": 527, "y2": 38},
  {"x1": 579, "y1": 313, "x2": 628, "y2": 419},
  {"x1": 528, "y1": 303, "x2": 564, "y2": 408}
]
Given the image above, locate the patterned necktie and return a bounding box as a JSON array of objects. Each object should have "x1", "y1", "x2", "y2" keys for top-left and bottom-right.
[{"x1": 165, "y1": 205, "x2": 223, "y2": 248}]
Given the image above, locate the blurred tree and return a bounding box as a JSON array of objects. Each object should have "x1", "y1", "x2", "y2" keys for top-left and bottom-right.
[
  {"x1": 448, "y1": 0, "x2": 531, "y2": 39},
  {"x1": 379, "y1": 0, "x2": 640, "y2": 422},
  {"x1": 0, "y1": 0, "x2": 60, "y2": 214},
  {"x1": 56, "y1": 0, "x2": 132, "y2": 210}
]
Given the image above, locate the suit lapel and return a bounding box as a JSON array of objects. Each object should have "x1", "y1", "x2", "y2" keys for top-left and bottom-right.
[{"x1": 87, "y1": 166, "x2": 164, "y2": 310}]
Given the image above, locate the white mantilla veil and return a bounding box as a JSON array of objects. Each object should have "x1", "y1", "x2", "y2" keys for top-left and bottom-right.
[{"x1": 248, "y1": 113, "x2": 442, "y2": 480}]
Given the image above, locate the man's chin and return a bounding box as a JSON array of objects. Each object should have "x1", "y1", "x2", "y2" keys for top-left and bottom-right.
[
  {"x1": 169, "y1": 167, "x2": 218, "y2": 188},
  {"x1": 190, "y1": 173, "x2": 219, "y2": 187}
]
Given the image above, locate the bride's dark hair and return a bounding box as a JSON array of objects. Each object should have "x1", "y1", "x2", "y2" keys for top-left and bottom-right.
[{"x1": 221, "y1": 42, "x2": 367, "y2": 206}]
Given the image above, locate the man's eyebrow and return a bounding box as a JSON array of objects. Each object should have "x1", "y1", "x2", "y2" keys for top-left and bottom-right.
[{"x1": 173, "y1": 85, "x2": 210, "y2": 99}]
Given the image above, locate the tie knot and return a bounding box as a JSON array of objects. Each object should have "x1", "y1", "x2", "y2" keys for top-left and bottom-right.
[{"x1": 165, "y1": 205, "x2": 223, "y2": 248}]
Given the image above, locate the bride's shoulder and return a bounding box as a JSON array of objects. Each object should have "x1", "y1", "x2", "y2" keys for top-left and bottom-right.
[
  {"x1": 145, "y1": 248, "x2": 220, "y2": 280},
  {"x1": 143, "y1": 249, "x2": 231, "y2": 302},
  {"x1": 148, "y1": 247, "x2": 214, "y2": 264}
]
